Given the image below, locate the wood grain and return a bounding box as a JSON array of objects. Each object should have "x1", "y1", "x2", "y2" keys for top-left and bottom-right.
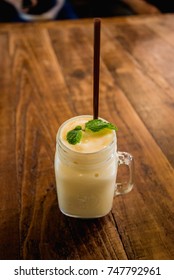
[{"x1": 0, "y1": 15, "x2": 174, "y2": 260}]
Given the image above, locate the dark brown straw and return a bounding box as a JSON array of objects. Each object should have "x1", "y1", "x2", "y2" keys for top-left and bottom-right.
[{"x1": 93, "y1": 18, "x2": 101, "y2": 119}]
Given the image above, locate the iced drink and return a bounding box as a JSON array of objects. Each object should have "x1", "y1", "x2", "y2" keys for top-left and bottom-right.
[{"x1": 55, "y1": 115, "x2": 118, "y2": 218}]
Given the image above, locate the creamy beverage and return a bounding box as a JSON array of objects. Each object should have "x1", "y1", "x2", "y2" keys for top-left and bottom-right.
[
  {"x1": 55, "y1": 115, "x2": 118, "y2": 218},
  {"x1": 55, "y1": 115, "x2": 134, "y2": 218}
]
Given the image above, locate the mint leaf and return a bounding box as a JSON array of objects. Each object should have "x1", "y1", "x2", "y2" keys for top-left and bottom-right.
[
  {"x1": 85, "y1": 119, "x2": 118, "y2": 132},
  {"x1": 74, "y1": 126, "x2": 82, "y2": 130},
  {"x1": 66, "y1": 129, "x2": 82, "y2": 145}
]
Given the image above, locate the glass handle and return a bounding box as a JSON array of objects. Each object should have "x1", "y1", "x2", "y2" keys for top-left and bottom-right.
[{"x1": 115, "y1": 151, "x2": 134, "y2": 196}]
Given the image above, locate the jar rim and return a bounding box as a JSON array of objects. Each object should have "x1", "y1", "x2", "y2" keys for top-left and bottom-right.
[{"x1": 56, "y1": 115, "x2": 117, "y2": 156}]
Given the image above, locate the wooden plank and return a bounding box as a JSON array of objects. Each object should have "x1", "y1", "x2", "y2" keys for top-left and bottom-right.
[
  {"x1": 101, "y1": 21, "x2": 174, "y2": 167},
  {"x1": 0, "y1": 31, "x2": 21, "y2": 259}
]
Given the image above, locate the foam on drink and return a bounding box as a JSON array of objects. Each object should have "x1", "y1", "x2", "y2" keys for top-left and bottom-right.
[{"x1": 59, "y1": 115, "x2": 115, "y2": 153}]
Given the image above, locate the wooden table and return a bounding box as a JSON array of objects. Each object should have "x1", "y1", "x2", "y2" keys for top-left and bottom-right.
[{"x1": 0, "y1": 14, "x2": 174, "y2": 260}]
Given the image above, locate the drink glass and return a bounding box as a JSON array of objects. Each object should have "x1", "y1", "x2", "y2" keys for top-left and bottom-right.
[{"x1": 55, "y1": 115, "x2": 134, "y2": 218}]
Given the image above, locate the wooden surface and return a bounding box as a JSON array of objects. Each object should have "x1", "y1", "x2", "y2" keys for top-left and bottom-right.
[{"x1": 0, "y1": 14, "x2": 174, "y2": 260}]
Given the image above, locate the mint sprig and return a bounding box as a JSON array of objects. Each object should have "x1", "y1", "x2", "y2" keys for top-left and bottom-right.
[
  {"x1": 66, "y1": 119, "x2": 118, "y2": 145},
  {"x1": 66, "y1": 126, "x2": 82, "y2": 145},
  {"x1": 85, "y1": 119, "x2": 118, "y2": 132}
]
